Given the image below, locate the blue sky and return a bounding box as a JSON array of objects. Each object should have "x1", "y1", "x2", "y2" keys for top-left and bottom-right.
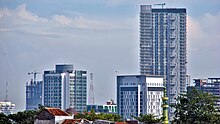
[{"x1": 0, "y1": 0, "x2": 220, "y2": 112}]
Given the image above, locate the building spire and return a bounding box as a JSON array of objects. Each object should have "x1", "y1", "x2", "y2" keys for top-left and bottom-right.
[{"x1": 162, "y1": 79, "x2": 169, "y2": 124}]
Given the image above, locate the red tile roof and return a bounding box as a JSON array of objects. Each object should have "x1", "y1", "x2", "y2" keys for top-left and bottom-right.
[
  {"x1": 115, "y1": 122, "x2": 127, "y2": 124},
  {"x1": 62, "y1": 119, "x2": 78, "y2": 124},
  {"x1": 62, "y1": 119, "x2": 90, "y2": 124},
  {"x1": 45, "y1": 107, "x2": 70, "y2": 116}
]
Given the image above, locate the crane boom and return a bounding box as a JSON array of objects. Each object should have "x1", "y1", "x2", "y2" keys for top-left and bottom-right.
[
  {"x1": 28, "y1": 70, "x2": 40, "y2": 83},
  {"x1": 154, "y1": 3, "x2": 165, "y2": 9}
]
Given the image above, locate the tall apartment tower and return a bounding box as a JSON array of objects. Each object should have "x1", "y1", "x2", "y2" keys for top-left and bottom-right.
[
  {"x1": 139, "y1": 5, "x2": 187, "y2": 116},
  {"x1": 26, "y1": 80, "x2": 43, "y2": 110},
  {"x1": 43, "y1": 64, "x2": 87, "y2": 112}
]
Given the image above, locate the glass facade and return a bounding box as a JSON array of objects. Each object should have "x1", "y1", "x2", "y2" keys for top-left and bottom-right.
[
  {"x1": 43, "y1": 65, "x2": 87, "y2": 112},
  {"x1": 26, "y1": 81, "x2": 43, "y2": 110},
  {"x1": 74, "y1": 70, "x2": 87, "y2": 112}
]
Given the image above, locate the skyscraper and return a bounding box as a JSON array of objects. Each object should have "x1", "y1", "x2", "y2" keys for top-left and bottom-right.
[
  {"x1": 26, "y1": 80, "x2": 43, "y2": 110},
  {"x1": 43, "y1": 64, "x2": 87, "y2": 112},
  {"x1": 117, "y1": 75, "x2": 164, "y2": 119},
  {"x1": 139, "y1": 5, "x2": 187, "y2": 116}
]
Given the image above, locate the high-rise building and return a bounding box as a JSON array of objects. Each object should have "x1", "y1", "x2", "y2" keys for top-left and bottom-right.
[
  {"x1": 0, "y1": 101, "x2": 15, "y2": 115},
  {"x1": 26, "y1": 80, "x2": 43, "y2": 110},
  {"x1": 43, "y1": 64, "x2": 87, "y2": 112},
  {"x1": 74, "y1": 70, "x2": 87, "y2": 112},
  {"x1": 139, "y1": 5, "x2": 187, "y2": 116},
  {"x1": 117, "y1": 75, "x2": 164, "y2": 120}
]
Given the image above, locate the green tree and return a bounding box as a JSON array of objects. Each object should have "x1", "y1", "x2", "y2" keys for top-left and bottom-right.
[
  {"x1": 0, "y1": 113, "x2": 11, "y2": 124},
  {"x1": 132, "y1": 114, "x2": 162, "y2": 124},
  {"x1": 171, "y1": 88, "x2": 220, "y2": 124},
  {"x1": 74, "y1": 110, "x2": 122, "y2": 122},
  {"x1": 8, "y1": 105, "x2": 45, "y2": 124},
  {"x1": 74, "y1": 112, "x2": 86, "y2": 119},
  {"x1": 8, "y1": 110, "x2": 37, "y2": 124}
]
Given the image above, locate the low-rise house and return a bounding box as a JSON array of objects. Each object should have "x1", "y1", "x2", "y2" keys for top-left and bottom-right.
[
  {"x1": 34, "y1": 107, "x2": 73, "y2": 124},
  {"x1": 94, "y1": 120, "x2": 115, "y2": 124},
  {"x1": 61, "y1": 119, "x2": 91, "y2": 124}
]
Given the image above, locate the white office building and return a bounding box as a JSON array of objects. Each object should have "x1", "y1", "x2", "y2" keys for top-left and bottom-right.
[
  {"x1": 43, "y1": 64, "x2": 87, "y2": 112},
  {"x1": 117, "y1": 75, "x2": 164, "y2": 120}
]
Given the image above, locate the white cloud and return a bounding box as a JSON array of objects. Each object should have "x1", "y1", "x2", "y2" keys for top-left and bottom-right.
[
  {"x1": 52, "y1": 14, "x2": 72, "y2": 25},
  {"x1": 14, "y1": 4, "x2": 48, "y2": 23},
  {"x1": 187, "y1": 12, "x2": 220, "y2": 78},
  {"x1": 187, "y1": 12, "x2": 220, "y2": 49},
  {"x1": 0, "y1": 8, "x2": 11, "y2": 19},
  {"x1": 0, "y1": 4, "x2": 134, "y2": 37}
]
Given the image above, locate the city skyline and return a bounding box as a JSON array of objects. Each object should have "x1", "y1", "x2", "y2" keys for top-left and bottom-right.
[{"x1": 0, "y1": 0, "x2": 220, "y2": 112}]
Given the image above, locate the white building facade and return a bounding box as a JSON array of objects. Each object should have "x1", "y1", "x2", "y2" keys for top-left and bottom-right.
[
  {"x1": 117, "y1": 75, "x2": 164, "y2": 120},
  {"x1": 0, "y1": 101, "x2": 15, "y2": 115},
  {"x1": 146, "y1": 77, "x2": 164, "y2": 115}
]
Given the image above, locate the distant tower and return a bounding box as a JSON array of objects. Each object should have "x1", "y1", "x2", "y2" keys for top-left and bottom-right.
[
  {"x1": 4, "y1": 82, "x2": 8, "y2": 102},
  {"x1": 1, "y1": 82, "x2": 15, "y2": 115},
  {"x1": 89, "y1": 73, "x2": 95, "y2": 105}
]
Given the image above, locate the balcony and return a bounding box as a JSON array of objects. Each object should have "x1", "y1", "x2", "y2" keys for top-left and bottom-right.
[
  {"x1": 170, "y1": 35, "x2": 176, "y2": 39},
  {"x1": 170, "y1": 25, "x2": 176, "y2": 30},
  {"x1": 170, "y1": 54, "x2": 176, "y2": 58},
  {"x1": 170, "y1": 82, "x2": 175, "y2": 86},
  {"x1": 170, "y1": 72, "x2": 176, "y2": 76},
  {"x1": 170, "y1": 44, "x2": 175, "y2": 49}
]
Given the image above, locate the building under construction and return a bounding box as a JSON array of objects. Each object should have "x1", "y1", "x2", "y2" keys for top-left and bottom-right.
[{"x1": 26, "y1": 80, "x2": 43, "y2": 110}]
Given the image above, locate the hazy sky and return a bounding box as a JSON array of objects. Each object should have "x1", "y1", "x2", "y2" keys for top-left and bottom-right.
[{"x1": 0, "y1": 0, "x2": 220, "y2": 112}]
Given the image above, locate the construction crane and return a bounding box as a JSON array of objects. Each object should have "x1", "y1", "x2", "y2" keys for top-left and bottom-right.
[
  {"x1": 154, "y1": 3, "x2": 165, "y2": 9},
  {"x1": 28, "y1": 71, "x2": 40, "y2": 83}
]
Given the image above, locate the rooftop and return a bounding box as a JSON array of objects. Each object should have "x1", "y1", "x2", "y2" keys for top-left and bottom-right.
[{"x1": 45, "y1": 107, "x2": 70, "y2": 116}]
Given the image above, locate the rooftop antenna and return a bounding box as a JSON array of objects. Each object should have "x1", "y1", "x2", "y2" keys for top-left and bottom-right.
[
  {"x1": 154, "y1": 3, "x2": 165, "y2": 9},
  {"x1": 4, "y1": 82, "x2": 8, "y2": 102}
]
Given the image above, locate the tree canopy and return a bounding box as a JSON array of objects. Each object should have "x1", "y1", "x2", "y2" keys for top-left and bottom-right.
[
  {"x1": 171, "y1": 88, "x2": 220, "y2": 124},
  {"x1": 0, "y1": 104, "x2": 45, "y2": 124},
  {"x1": 132, "y1": 114, "x2": 162, "y2": 124},
  {"x1": 74, "y1": 109, "x2": 122, "y2": 122}
]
